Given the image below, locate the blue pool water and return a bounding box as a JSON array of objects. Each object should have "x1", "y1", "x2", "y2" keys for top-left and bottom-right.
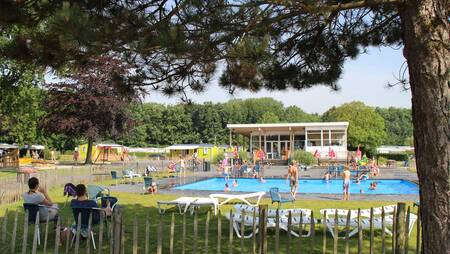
[{"x1": 174, "y1": 178, "x2": 419, "y2": 195}]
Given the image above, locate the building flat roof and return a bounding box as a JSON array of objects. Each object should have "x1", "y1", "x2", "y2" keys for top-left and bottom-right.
[{"x1": 228, "y1": 122, "x2": 349, "y2": 135}]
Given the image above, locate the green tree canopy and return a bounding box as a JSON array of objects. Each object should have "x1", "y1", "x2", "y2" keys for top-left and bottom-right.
[
  {"x1": 322, "y1": 101, "x2": 386, "y2": 152},
  {"x1": 375, "y1": 107, "x2": 413, "y2": 146}
]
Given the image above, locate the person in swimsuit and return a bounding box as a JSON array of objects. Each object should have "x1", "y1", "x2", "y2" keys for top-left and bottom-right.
[
  {"x1": 287, "y1": 160, "x2": 299, "y2": 199},
  {"x1": 342, "y1": 165, "x2": 351, "y2": 200}
]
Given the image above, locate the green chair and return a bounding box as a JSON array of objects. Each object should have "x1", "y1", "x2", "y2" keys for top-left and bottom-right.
[{"x1": 87, "y1": 185, "x2": 110, "y2": 200}]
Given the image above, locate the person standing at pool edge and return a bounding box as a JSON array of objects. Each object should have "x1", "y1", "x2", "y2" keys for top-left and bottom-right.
[
  {"x1": 342, "y1": 165, "x2": 351, "y2": 200},
  {"x1": 287, "y1": 160, "x2": 299, "y2": 199}
]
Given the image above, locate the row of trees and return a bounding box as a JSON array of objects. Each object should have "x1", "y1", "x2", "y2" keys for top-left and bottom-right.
[{"x1": 0, "y1": 77, "x2": 413, "y2": 152}]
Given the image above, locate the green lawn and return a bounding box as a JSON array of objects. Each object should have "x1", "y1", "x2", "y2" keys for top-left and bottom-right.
[{"x1": 0, "y1": 183, "x2": 419, "y2": 254}]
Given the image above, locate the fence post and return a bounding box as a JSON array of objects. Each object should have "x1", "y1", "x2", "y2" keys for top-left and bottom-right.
[
  {"x1": 395, "y1": 203, "x2": 406, "y2": 254},
  {"x1": 113, "y1": 209, "x2": 122, "y2": 254},
  {"x1": 258, "y1": 204, "x2": 268, "y2": 254},
  {"x1": 11, "y1": 210, "x2": 19, "y2": 254},
  {"x1": 21, "y1": 210, "x2": 29, "y2": 254}
]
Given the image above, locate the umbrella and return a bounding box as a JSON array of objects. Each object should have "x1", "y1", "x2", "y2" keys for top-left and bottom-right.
[
  {"x1": 313, "y1": 149, "x2": 320, "y2": 158},
  {"x1": 328, "y1": 148, "x2": 336, "y2": 160}
]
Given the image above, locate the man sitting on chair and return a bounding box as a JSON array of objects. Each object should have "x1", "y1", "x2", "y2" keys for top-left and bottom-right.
[{"x1": 23, "y1": 177, "x2": 59, "y2": 221}]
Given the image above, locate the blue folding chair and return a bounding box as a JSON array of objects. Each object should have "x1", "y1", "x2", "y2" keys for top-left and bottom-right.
[
  {"x1": 71, "y1": 207, "x2": 102, "y2": 249},
  {"x1": 110, "y1": 171, "x2": 119, "y2": 185},
  {"x1": 143, "y1": 177, "x2": 153, "y2": 193},
  {"x1": 23, "y1": 203, "x2": 58, "y2": 245},
  {"x1": 270, "y1": 187, "x2": 294, "y2": 208}
]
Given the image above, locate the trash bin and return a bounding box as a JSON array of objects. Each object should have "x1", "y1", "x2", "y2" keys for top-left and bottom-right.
[{"x1": 203, "y1": 161, "x2": 211, "y2": 171}]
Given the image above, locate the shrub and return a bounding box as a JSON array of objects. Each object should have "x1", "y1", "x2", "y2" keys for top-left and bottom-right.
[
  {"x1": 238, "y1": 150, "x2": 250, "y2": 161},
  {"x1": 377, "y1": 156, "x2": 388, "y2": 166},
  {"x1": 214, "y1": 150, "x2": 225, "y2": 164},
  {"x1": 291, "y1": 150, "x2": 315, "y2": 166}
]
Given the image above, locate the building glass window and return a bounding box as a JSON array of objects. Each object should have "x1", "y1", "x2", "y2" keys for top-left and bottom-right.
[
  {"x1": 330, "y1": 130, "x2": 345, "y2": 146},
  {"x1": 323, "y1": 130, "x2": 330, "y2": 146},
  {"x1": 266, "y1": 134, "x2": 279, "y2": 141},
  {"x1": 307, "y1": 130, "x2": 321, "y2": 146}
]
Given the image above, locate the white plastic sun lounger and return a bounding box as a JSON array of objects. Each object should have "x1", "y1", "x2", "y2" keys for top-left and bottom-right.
[
  {"x1": 157, "y1": 197, "x2": 218, "y2": 215},
  {"x1": 320, "y1": 206, "x2": 417, "y2": 239},
  {"x1": 209, "y1": 191, "x2": 265, "y2": 207},
  {"x1": 230, "y1": 205, "x2": 315, "y2": 238},
  {"x1": 157, "y1": 197, "x2": 196, "y2": 214}
]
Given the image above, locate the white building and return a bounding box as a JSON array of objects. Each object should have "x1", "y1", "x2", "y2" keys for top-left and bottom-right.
[{"x1": 227, "y1": 122, "x2": 349, "y2": 161}]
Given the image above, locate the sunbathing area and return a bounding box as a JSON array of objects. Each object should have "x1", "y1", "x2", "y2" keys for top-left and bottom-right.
[{"x1": 0, "y1": 159, "x2": 420, "y2": 253}]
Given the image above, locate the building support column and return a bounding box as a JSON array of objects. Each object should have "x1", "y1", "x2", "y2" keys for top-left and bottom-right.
[{"x1": 229, "y1": 129, "x2": 232, "y2": 147}]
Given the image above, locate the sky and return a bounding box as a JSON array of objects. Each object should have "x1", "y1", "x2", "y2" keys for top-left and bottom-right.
[{"x1": 144, "y1": 46, "x2": 412, "y2": 114}]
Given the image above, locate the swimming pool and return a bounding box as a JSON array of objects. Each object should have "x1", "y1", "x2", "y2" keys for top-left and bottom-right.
[{"x1": 174, "y1": 178, "x2": 419, "y2": 195}]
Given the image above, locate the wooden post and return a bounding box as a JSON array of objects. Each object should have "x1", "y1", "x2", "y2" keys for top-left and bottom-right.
[
  {"x1": 392, "y1": 206, "x2": 397, "y2": 254},
  {"x1": 43, "y1": 213, "x2": 50, "y2": 254},
  {"x1": 275, "y1": 209, "x2": 280, "y2": 254},
  {"x1": 240, "y1": 210, "x2": 245, "y2": 253},
  {"x1": 404, "y1": 206, "x2": 411, "y2": 253},
  {"x1": 333, "y1": 209, "x2": 338, "y2": 254},
  {"x1": 228, "y1": 210, "x2": 233, "y2": 254},
  {"x1": 2, "y1": 208, "x2": 8, "y2": 243},
  {"x1": 31, "y1": 211, "x2": 39, "y2": 254},
  {"x1": 357, "y1": 209, "x2": 362, "y2": 254},
  {"x1": 98, "y1": 212, "x2": 104, "y2": 254},
  {"x1": 395, "y1": 203, "x2": 406, "y2": 254},
  {"x1": 252, "y1": 209, "x2": 257, "y2": 254},
  {"x1": 416, "y1": 207, "x2": 421, "y2": 254},
  {"x1": 133, "y1": 216, "x2": 138, "y2": 254},
  {"x1": 381, "y1": 207, "x2": 386, "y2": 254},
  {"x1": 86, "y1": 212, "x2": 93, "y2": 254},
  {"x1": 182, "y1": 213, "x2": 186, "y2": 254},
  {"x1": 309, "y1": 211, "x2": 315, "y2": 254},
  {"x1": 287, "y1": 211, "x2": 292, "y2": 254},
  {"x1": 144, "y1": 213, "x2": 150, "y2": 254},
  {"x1": 297, "y1": 211, "x2": 303, "y2": 254},
  {"x1": 113, "y1": 210, "x2": 122, "y2": 254},
  {"x1": 156, "y1": 214, "x2": 163, "y2": 254},
  {"x1": 170, "y1": 213, "x2": 175, "y2": 254},
  {"x1": 205, "y1": 211, "x2": 210, "y2": 254},
  {"x1": 120, "y1": 219, "x2": 125, "y2": 254},
  {"x1": 194, "y1": 211, "x2": 199, "y2": 254},
  {"x1": 344, "y1": 210, "x2": 351, "y2": 254},
  {"x1": 258, "y1": 205, "x2": 268, "y2": 254},
  {"x1": 53, "y1": 216, "x2": 60, "y2": 254},
  {"x1": 74, "y1": 212, "x2": 82, "y2": 254},
  {"x1": 369, "y1": 207, "x2": 374, "y2": 254},
  {"x1": 65, "y1": 217, "x2": 71, "y2": 254},
  {"x1": 21, "y1": 210, "x2": 29, "y2": 254},
  {"x1": 217, "y1": 210, "x2": 221, "y2": 254},
  {"x1": 11, "y1": 210, "x2": 18, "y2": 254},
  {"x1": 322, "y1": 211, "x2": 327, "y2": 254}
]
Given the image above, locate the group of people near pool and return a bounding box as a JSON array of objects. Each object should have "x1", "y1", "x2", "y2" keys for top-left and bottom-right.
[
  {"x1": 221, "y1": 158, "x2": 267, "y2": 191},
  {"x1": 220, "y1": 155, "x2": 380, "y2": 201}
]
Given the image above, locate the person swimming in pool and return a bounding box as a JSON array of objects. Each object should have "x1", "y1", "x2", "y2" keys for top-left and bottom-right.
[
  {"x1": 369, "y1": 181, "x2": 378, "y2": 190},
  {"x1": 287, "y1": 160, "x2": 299, "y2": 199},
  {"x1": 259, "y1": 176, "x2": 266, "y2": 183},
  {"x1": 232, "y1": 179, "x2": 238, "y2": 187},
  {"x1": 224, "y1": 183, "x2": 230, "y2": 192},
  {"x1": 341, "y1": 165, "x2": 351, "y2": 200}
]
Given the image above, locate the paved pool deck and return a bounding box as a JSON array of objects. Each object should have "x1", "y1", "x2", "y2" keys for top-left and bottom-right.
[{"x1": 107, "y1": 166, "x2": 419, "y2": 201}]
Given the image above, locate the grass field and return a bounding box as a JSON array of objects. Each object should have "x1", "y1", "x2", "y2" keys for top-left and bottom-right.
[{"x1": 0, "y1": 181, "x2": 419, "y2": 254}]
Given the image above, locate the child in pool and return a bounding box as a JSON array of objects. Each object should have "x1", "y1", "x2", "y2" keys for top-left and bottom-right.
[
  {"x1": 232, "y1": 179, "x2": 238, "y2": 187},
  {"x1": 225, "y1": 183, "x2": 230, "y2": 192}
]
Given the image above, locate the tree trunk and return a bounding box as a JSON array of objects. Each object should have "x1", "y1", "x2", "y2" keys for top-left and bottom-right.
[
  {"x1": 398, "y1": 1, "x2": 449, "y2": 253},
  {"x1": 85, "y1": 138, "x2": 94, "y2": 164}
]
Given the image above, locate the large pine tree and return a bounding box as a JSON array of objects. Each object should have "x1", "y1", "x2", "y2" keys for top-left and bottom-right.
[{"x1": 0, "y1": 1, "x2": 448, "y2": 251}]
